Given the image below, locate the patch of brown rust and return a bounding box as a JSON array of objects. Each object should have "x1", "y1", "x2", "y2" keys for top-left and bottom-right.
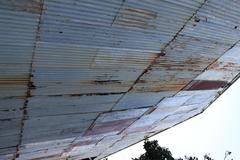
[
  {"x1": 115, "y1": 7, "x2": 158, "y2": 29},
  {"x1": 0, "y1": 79, "x2": 28, "y2": 85},
  {"x1": 185, "y1": 80, "x2": 228, "y2": 90},
  {"x1": 0, "y1": 0, "x2": 43, "y2": 14},
  {"x1": 91, "y1": 80, "x2": 122, "y2": 85},
  {"x1": 209, "y1": 61, "x2": 240, "y2": 71}
]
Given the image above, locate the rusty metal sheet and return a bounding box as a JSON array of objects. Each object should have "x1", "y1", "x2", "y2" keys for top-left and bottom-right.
[
  {"x1": 84, "y1": 108, "x2": 148, "y2": 136},
  {"x1": 113, "y1": 91, "x2": 176, "y2": 110},
  {"x1": 185, "y1": 80, "x2": 227, "y2": 90},
  {"x1": 157, "y1": 95, "x2": 192, "y2": 108},
  {"x1": 0, "y1": 5, "x2": 40, "y2": 99},
  {"x1": 1, "y1": 0, "x2": 240, "y2": 159},
  {"x1": 31, "y1": 43, "x2": 156, "y2": 95},
  {"x1": 0, "y1": 1, "x2": 41, "y2": 158},
  {"x1": 195, "y1": 47, "x2": 240, "y2": 82},
  {"x1": 123, "y1": 113, "x2": 165, "y2": 134},
  {"x1": 62, "y1": 137, "x2": 105, "y2": 159},
  {"x1": 0, "y1": 0, "x2": 42, "y2": 14},
  {"x1": 183, "y1": 0, "x2": 240, "y2": 45},
  {"x1": 96, "y1": 134, "x2": 123, "y2": 149},
  {"x1": 0, "y1": 85, "x2": 28, "y2": 98},
  {"x1": 84, "y1": 118, "x2": 137, "y2": 136},
  {"x1": 218, "y1": 47, "x2": 240, "y2": 64},
  {"x1": 157, "y1": 90, "x2": 218, "y2": 111},
  {"x1": 65, "y1": 135, "x2": 111, "y2": 159},
  {"x1": 132, "y1": 35, "x2": 229, "y2": 92},
  {"x1": 63, "y1": 143, "x2": 96, "y2": 158},
  {"x1": 19, "y1": 138, "x2": 74, "y2": 155},
  {"x1": 16, "y1": 147, "x2": 63, "y2": 160},
  {"x1": 40, "y1": 0, "x2": 204, "y2": 51},
  {"x1": 95, "y1": 108, "x2": 148, "y2": 123},
  {"x1": 98, "y1": 132, "x2": 148, "y2": 160},
  {"x1": 183, "y1": 90, "x2": 218, "y2": 106},
  {"x1": 27, "y1": 94, "x2": 122, "y2": 117},
  {"x1": 22, "y1": 113, "x2": 97, "y2": 144}
]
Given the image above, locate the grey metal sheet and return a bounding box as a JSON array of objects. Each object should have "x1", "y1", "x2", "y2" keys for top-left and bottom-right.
[
  {"x1": 27, "y1": 94, "x2": 122, "y2": 117},
  {"x1": 22, "y1": 113, "x2": 98, "y2": 144},
  {"x1": 1, "y1": 0, "x2": 240, "y2": 159},
  {"x1": 113, "y1": 91, "x2": 176, "y2": 110}
]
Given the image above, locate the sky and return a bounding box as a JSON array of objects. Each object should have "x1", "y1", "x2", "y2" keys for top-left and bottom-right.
[{"x1": 107, "y1": 78, "x2": 240, "y2": 160}]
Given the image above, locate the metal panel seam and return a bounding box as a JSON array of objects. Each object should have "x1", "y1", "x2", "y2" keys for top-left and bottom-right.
[
  {"x1": 104, "y1": 0, "x2": 209, "y2": 129},
  {"x1": 14, "y1": 0, "x2": 45, "y2": 159}
]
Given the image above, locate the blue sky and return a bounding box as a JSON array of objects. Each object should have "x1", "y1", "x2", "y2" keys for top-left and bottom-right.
[{"x1": 107, "y1": 78, "x2": 240, "y2": 160}]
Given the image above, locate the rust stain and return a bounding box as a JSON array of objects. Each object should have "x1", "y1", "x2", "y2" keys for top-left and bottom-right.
[
  {"x1": 126, "y1": 126, "x2": 152, "y2": 134},
  {"x1": 84, "y1": 118, "x2": 137, "y2": 136},
  {"x1": 209, "y1": 61, "x2": 240, "y2": 71},
  {"x1": 115, "y1": 7, "x2": 158, "y2": 29},
  {"x1": 63, "y1": 139, "x2": 99, "y2": 153},
  {"x1": 91, "y1": 80, "x2": 122, "y2": 85},
  {"x1": 185, "y1": 80, "x2": 228, "y2": 90},
  {"x1": 0, "y1": 79, "x2": 28, "y2": 85},
  {"x1": 0, "y1": 0, "x2": 43, "y2": 14},
  {"x1": 133, "y1": 79, "x2": 191, "y2": 92}
]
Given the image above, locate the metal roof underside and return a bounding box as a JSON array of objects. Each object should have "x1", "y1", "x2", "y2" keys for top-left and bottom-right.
[{"x1": 1, "y1": 0, "x2": 240, "y2": 159}]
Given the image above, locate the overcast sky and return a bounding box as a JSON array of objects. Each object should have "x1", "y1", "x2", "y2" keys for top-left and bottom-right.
[{"x1": 107, "y1": 78, "x2": 240, "y2": 160}]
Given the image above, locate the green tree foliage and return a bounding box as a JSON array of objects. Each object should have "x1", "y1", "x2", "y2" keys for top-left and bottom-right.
[
  {"x1": 132, "y1": 138, "x2": 217, "y2": 160},
  {"x1": 132, "y1": 139, "x2": 174, "y2": 160},
  {"x1": 103, "y1": 138, "x2": 232, "y2": 160}
]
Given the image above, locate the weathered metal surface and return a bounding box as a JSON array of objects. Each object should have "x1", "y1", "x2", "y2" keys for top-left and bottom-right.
[
  {"x1": 185, "y1": 80, "x2": 228, "y2": 90},
  {"x1": 32, "y1": 43, "x2": 154, "y2": 95},
  {"x1": 97, "y1": 132, "x2": 149, "y2": 160},
  {"x1": 84, "y1": 108, "x2": 148, "y2": 136},
  {"x1": 113, "y1": 91, "x2": 175, "y2": 110},
  {"x1": 22, "y1": 113, "x2": 98, "y2": 144},
  {"x1": 0, "y1": 0, "x2": 42, "y2": 14},
  {"x1": 1, "y1": 0, "x2": 240, "y2": 159},
  {"x1": 85, "y1": 118, "x2": 137, "y2": 136},
  {"x1": 196, "y1": 47, "x2": 240, "y2": 82},
  {"x1": 27, "y1": 94, "x2": 122, "y2": 117},
  {"x1": 132, "y1": 33, "x2": 230, "y2": 93}
]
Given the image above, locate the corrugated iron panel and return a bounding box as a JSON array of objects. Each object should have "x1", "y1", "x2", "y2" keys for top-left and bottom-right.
[
  {"x1": 0, "y1": 1, "x2": 42, "y2": 158},
  {"x1": 196, "y1": 47, "x2": 240, "y2": 82},
  {"x1": 29, "y1": 0, "x2": 205, "y2": 97},
  {"x1": 132, "y1": 35, "x2": 230, "y2": 92},
  {"x1": 1, "y1": 0, "x2": 240, "y2": 159},
  {"x1": 122, "y1": 111, "x2": 167, "y2": 134},
  {"x1": 84, "y1": 118, "x2": 137, "y2": 136},
  {"x1": 27, "y1": 94, "x2": 122, "y2": 117},
  {"x1": 32, "y1": 43, "x2": 156, "y2": 95},
  {"x1": 64, "y1": 143, "x2": 96, "y2": 159},
  {"x1": 40, "y1": 0, "x2": 204, "y2": 50},
  {"x1": 80, "y1": 135, "x2": 124, "y2": 159},
  {"x1": 16, "y1": 148, "x2": 63, "y2": 160},
  {"x1": 113, "y1": 91, "x2": 175, "y2": 110},
  {"x1": 95, "y1": 108, "x2": 148, "y2": 123},
  {"x1": 0, "y1": 1, "x2": 40, "y2": 96},
  {"x1": 98, "y1": 132, "x2": 148, "y2": 160},
  {"x1": 19, "y1": 138, "x2": 74, "y2": 156},
  {"x1": 84, "y1": 108, "x2": 148, "y2": 136},
  {"x1": 22, "y1": 113, "x2": 98, "y2": 144},
  {"x1": 185, "y1": 80, "x2": 227, "y2": 90},
  {"x1": 0, "y1": 148, "x2": 15, "y2": 160},
  {"x1": 183, "y1": 0, "x2": 240, "y2": 45}
]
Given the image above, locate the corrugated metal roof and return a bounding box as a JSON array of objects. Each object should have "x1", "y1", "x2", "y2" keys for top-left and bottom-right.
[{"x1": 1, "y1": 0, "x2": 240, "y2": 159}]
